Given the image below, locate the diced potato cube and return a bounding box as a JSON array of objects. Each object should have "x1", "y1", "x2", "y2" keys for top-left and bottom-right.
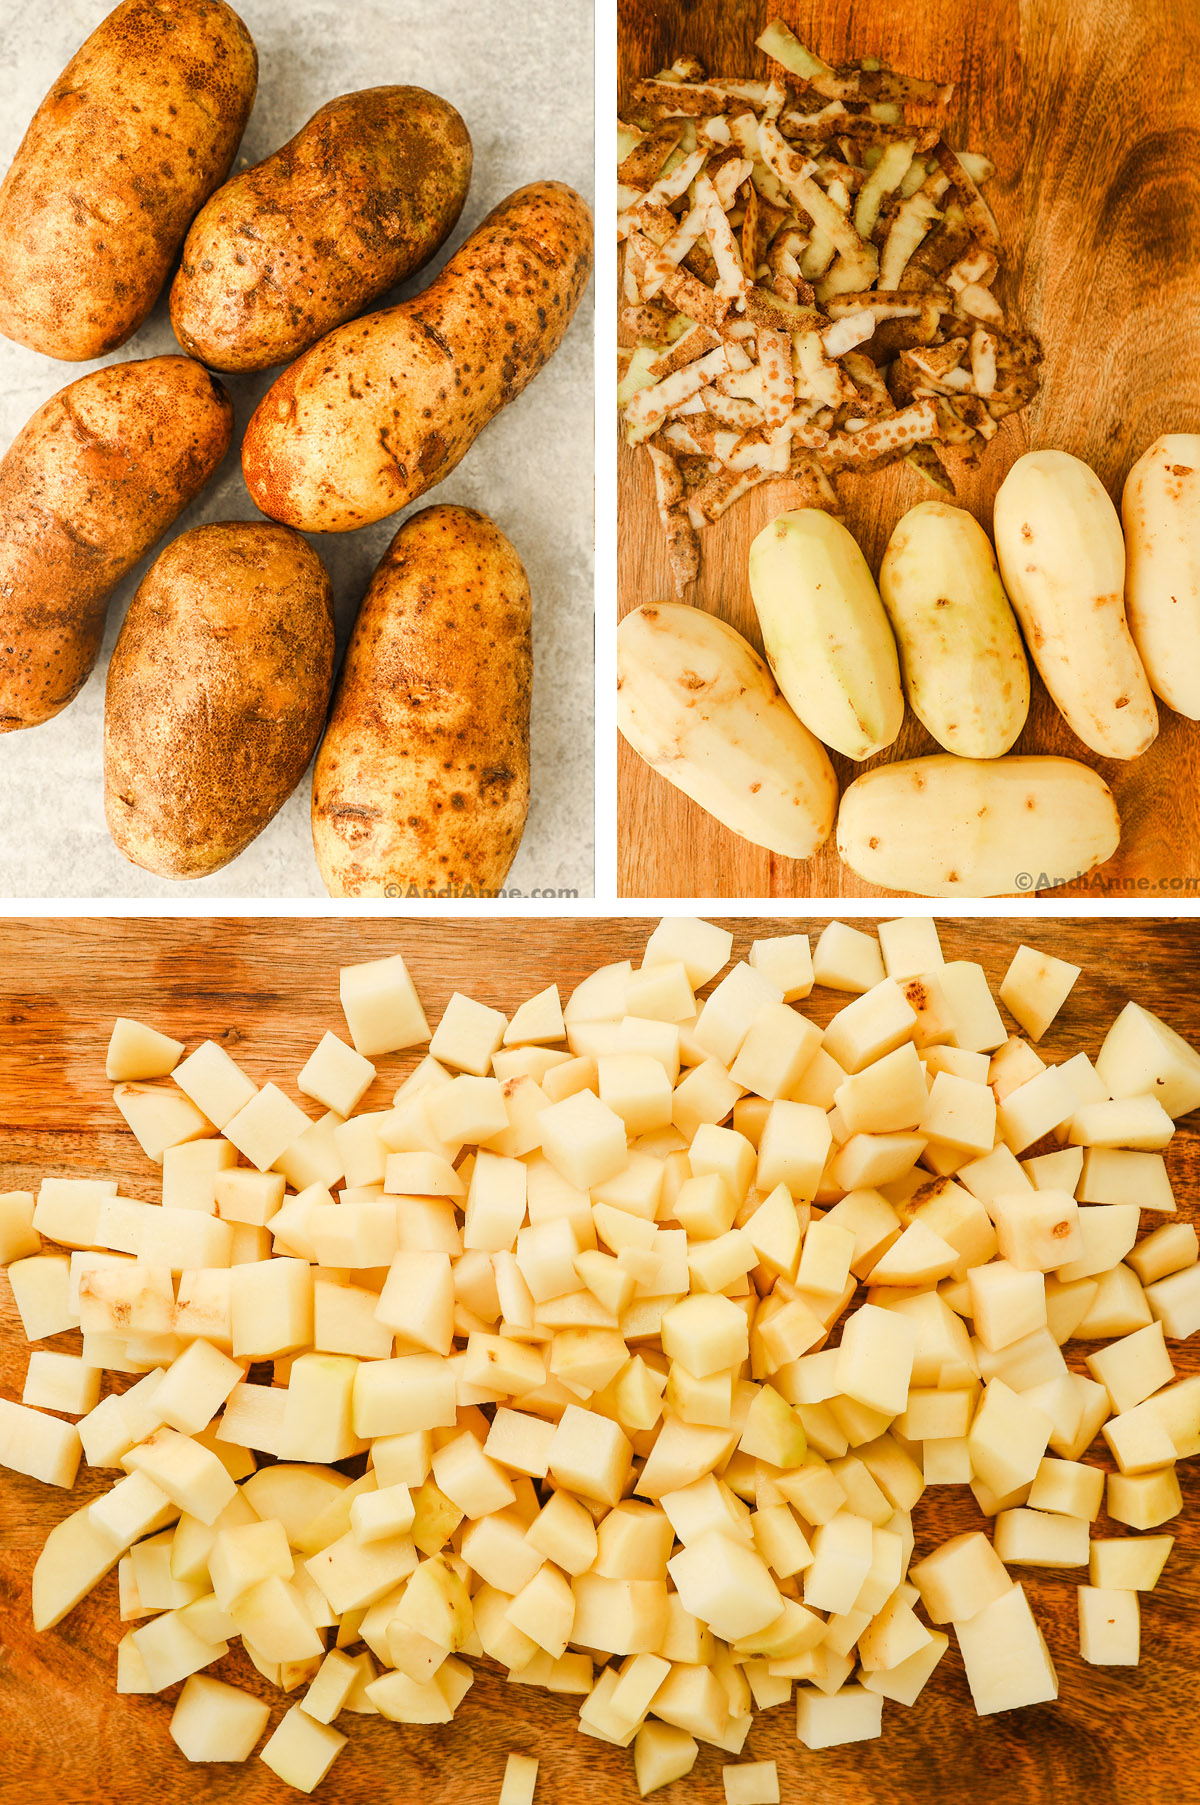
[
  {"x1": 968, "y1": 1380, "x2": 1052, "y2": 1497},
  {"x1": 722, "y1": 1759, "x2": 780, "y2": 1805},
  {"x1": 834, "y1": 1044, "x2": 928, "y2": 1137},
  {"x1": 430, "y1": 992, "x2": 508, "y2": 1076},
  {"x1": 547, "y1": 1404, "x2": 632, "y2": 1508},
  {"x1": 993, "y1": 1507, "x2": 1089, "y2": 1567},
  {"x1": 114, "y1": 1083, "x2": 214, "y2": 1163},
  {"x1": 0, "y1": 1397, "x2": 82, "y2": 1488},
  {"x1": 124, "y1": 1428, "x2": 236, "y2": 1525},
  {"x1": 225, "y1": 1084, "x2": 311, "y2": 1172},
  {"x1": 999, "y1": 945, "x2": 1080, "y2": 1041},
  {"x1": 1107, "y1": 1466, "x2": 1181, "y2": 1528},
  {"x1": 1089, "y1": 1536, "x2": 1173, "y2": 1590},
  {"x1": 22, "y1": 1350, "x2": 101, "y2": 1417},
  {"x1": 991, "y1": 1189, "x2": 1082, "y2": 1273},
  {"x1": 1078, "y1": 1586, "x2": 1139, "y2": 1665},
  {"x1": 749, "y1": 934, "x2": 813, "y2": 1001},
  {"x1": 173, "y1": 1042, "x2": 258, "y2": 1131},
  {"x1": 953, "y1": 1583, "x2": 1058, "y2": 1713},
  {"x1": 498, "y1": 1753, "x2": 540, "y2": 1805},
  {"x1": 1026, "y1": 1457, "x2": 1105, "y2": 1520},
  {"x1": 633, "y1": 1719, "x2": 699, "y2": 1796},
  {"x1": 131, "y1": 1608, "x2": 228, "y2": 1690},
  {"x1": 661, "y1": 1294, "x2": 749, "y2": 1379},
  {"x1": 1095, "y1": 1001, "x2": 1200, "y2": 1119},
  {"x1": 259, "y1": 1705, "x2": 347, "y2": 1792},
  {"x1": 795, "y1": 1683, "x2": 883, "y2": 1748},
  {"x1": 106, "y1": 1017, "x2": 185, "y2": 1081},
  {"x1": 340, "y1": 954, "x2": 429, "y2": 1057},
  {"x1": 298, "y1": 1032, "x2": 376, "y2": 1117},
  {"x1": 353, "y1": 1354, "x2": 457, "y2": 1438},
  {"x1": 756, "y1": 1101, "x2": 831, "y2": 1201}
]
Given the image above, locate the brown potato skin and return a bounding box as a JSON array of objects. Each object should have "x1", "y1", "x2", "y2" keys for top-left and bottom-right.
[
  {"x1": 242, "y1": 180, "x2": 593, "y2": 532},
  {"x1": 0, "y1": 356, "x2": 234, "y2": 732},
  {"x1": 0, "y1": 0, "x2": 258, "y2": 362},
  {"x1": 105, "y1": 523, "x2": 334, "y2": 879},
  {"x1": 312, "y1": 505, "x2": 531, "y2": 898},
  {"x1": 170, "y1": 87, "x2": 473, "y2": 374}
]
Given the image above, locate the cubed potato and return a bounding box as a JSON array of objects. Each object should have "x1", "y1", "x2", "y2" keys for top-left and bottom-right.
[
  {"x1": 968, "y1": 1380, "x2": 1052, "y2": 1497},
  {"x1": 812, "y1": 923, "x2": 885, "y2": 993},
  {"x1": 1089, "y1": 1536, "x2": 1173, "y2": 1591},
  {"x1": 671, "y1": 1060, "x2": 744, "y2": 1140},
  {"x1": 800, "y1": 1512, "x2": 874, "y2": 1615},
  {"x1": 795, "y1": 1683, "x2": 883, "y2": 1749},
  {"x1": 353, "y1": 1354, "x2": 457, "y2": 1438},
  {"x1": 106, "y1": 1017, "x2": 185, "y2": 1082},
  {"x1": 1146, "y1": 1264, "x2": 1200, "y2": 1339},
  {"x1": 1095, "y1": 1001, "x2": 1200, "y2": 1119},
  {"x1": 991, "y1": 1190, "x2": 1082, "y2": 1273},
  {"x1": 878, "y1": 919, "x2": 943, "y2": 982},
  {"x1": 259, "y1": 1705, "x2": 347, "y2": 1792},
  {"x1": 547, "y1": 1404, "x2": 633, "y2": 1507},
  {"x1": 968, "y1": 1261, "x2": 1047, "y2": 1352},
  {"x1": 231, "y1": 1258, "x2": 313, "y2": 1360},
  {"x1": 756, "y1": 1101, "x2": 831, "y2": 1201},
  {"x1": 161, "y1": 1138, "x2": 238, "y2": 1212},
  {"x1": 225, "y1": 1085, "x2": 311, "y2": 1172},
  {"x1": 114, "y1": 1083, "x2": 214, "y2": 1163},
  {"x1": 0, "y1": 1191, "x2": 40, "y2": 1265},
  {"x1": 918, "y1": 1072, "x2": 996, "y2": 1155},
  {"x1": 340, "y1": 954, "x2": 429, "y2": 1057},
  {"x1": 999, "y1": 946, "x2": 1080, "y2": 1042},
  {"x1": 668, "y1": 1530, "x2": 781, "y2": 1641},
  {"x1": 748, "y1": 934, "x2": 813, "y2": 1001},
  {"x1": 298, "y1": 1032, "x2": 376, "y2": 1117},
  {"x1": 0, "y1": 1397, "x2": 83, "y2": 1488},
  {"x1": 540, "y1": 1090, "x2": 628, "y2": 1190},
  {"x1": 954, "y1": 1583, "x2": 1058, "y2": 1713},
  {"x1": 661, "y1": 1294, "x2": 749, "y2": 1379},
  {"x1": 834, "y1": 1045, "x2": 929, "y2": 1137},
  {"x1": 1078, "y1": 1586, "x2": 1139, "y2": 1665},
  {"x1": 836, "y1": 1303, "x2": 915, "y2": 1417},
  {"x1": 131, "y1": 1607, "x2": 229, "y2": 1691},
  {"x1": 995, "y1": 1066, "x2": 1077, "y2": 1153},
  {"x1": 173, "y1": 1042, "x2": 258, "y2": 1131},
  {"x1": 1107, "y1": 1466, "x2": 1181, "y2": 1528},
  {"x1": 430, "y1": 992, "x2": 508, "y2": 1076},
  {"x1": 1026, "y1": 1457, "x2": 1105, "y2": 1520},
  {"x1": 1127, "y1": 1223, "x2": 1197, "y2": 1285},
  {"x1": 22, "y1": 1350, "x2": 101, "y2": 1417},
  {"x1": 123, "y1": 1428, "x2": 236, "y2": 1525},
  {"x1": 993, "y1": 1507, "x2": 1089, "y2": 1567}
]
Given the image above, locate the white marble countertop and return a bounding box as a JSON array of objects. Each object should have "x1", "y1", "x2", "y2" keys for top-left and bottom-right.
[{"x1": 0, "y1": 0, "x2": 594, "y2": 899}]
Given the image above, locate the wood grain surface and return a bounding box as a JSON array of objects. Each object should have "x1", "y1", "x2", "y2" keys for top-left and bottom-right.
[
  {"x1": 3, "y1": 915, "x2": 1200, "y2": 1805},
  {"x1": 616, "y1": 0, "x2": 1200, "y2": 899}
]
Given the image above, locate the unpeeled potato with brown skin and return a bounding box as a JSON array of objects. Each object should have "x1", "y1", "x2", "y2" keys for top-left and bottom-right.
[
  {"x1": 0, "y1": 356, "x2": 233, "y2": 732},
  {"x1": 105, "y1": 524, "x2": 334, "y2": 880},
  {"x1": 242, "y1": 180, "x2": 593, "y2": 532},
  {"x1": 170, "y1": 86, "x2": 473, "y2": 373},
  {"x1": 0, "y1": 0, "x2": 257, "y2": 362},
  {"x1": 312, "y1": 505, "x2": 531, "y2": 897}
]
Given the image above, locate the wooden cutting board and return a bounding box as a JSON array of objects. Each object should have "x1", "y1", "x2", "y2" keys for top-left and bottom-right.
[
  {"x1": 2, "y1": 915, "x2": 1200, "y2": 1805},
  {"x1": 617, "y1": 0, "x2": 1200, "y2": 899}
]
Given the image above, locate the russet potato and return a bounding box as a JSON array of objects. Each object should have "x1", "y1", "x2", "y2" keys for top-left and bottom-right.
[
  {"x1": 0, "y1": 356, "x2": 233, "y2": 732},
  {"x1": 171, "y1": 86, "x2": 473, "y2": 373},
  {"x1": 104, "y1": 523, "x2": 334, "y2": 879},
  {"x1": 312, "y1": 504, "x2": 532, "y2": 898},
  {"x1": 242, "y1": 181, "x2": 593, "y2": 531},
  {"x1": 0, "y1": 0, "x2": 257, "y2": 361}
]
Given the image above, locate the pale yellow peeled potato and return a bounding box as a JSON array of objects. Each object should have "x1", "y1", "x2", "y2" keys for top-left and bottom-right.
[
  {"x1": 617, "y1": 602, "x2": 838, "y2": 859},
  {"x1": 837, "y1": 753, "x2": 1121, "y2": 896},
  {"x1": 879, "y1": 501, "x2": 1030, "y2": 758},
  {"x1": 748, "y1": 509, "x2": 904, "y2": 761},
  {"x1": 1122, "y1": 433, "x2": 1200, "y2": 719},
  {"x1": 993, "y1": 449, "x2": 1157, "y2": 760}
]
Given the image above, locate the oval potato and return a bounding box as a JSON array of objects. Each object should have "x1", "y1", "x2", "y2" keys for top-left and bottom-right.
[
  {"x1": 748, "y1": 509, "x2": 903, "y2": 761},
  {"x1": 171, "y1": 87, "x2": 473, "y2": 373},
  {"x1": 617, "y1": 602, "x2": 838, "y2": 861},
  {"x1": 837, "y1": 754, "x2": 1121, "y2": 898},
  {"x1": 1122, "y1": 432, "x2": 1200, "y2": 719},
  {"x1": 0, "y1": 356, "x2": 233, "y2": 732},
  {"x1": 0, "y1": 0, "x2": 257, "y2": 362},
  {"x1": 105, "y1": 523, "x2": 334, "y2": 879},
  {"x1": 993, "y1": 449, "x2": 1157, "y2": 760},
  {"x1": 312, "y1": 505, "x2": 531, "y2": 899},
  {"x1": 879, "y1": 501, "x2": 1030, "y2": 758},
  {"x1": 242, "y1": 180, "x2": 593, "y2": 532}
]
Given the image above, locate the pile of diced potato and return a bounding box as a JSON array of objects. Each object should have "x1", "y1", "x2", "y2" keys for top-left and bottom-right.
[{"x1": 1, "y1": 919, "x2": 1198, "y2": 1798}]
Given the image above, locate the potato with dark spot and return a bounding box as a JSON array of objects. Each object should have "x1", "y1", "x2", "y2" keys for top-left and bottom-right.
[
  {"x1": 242, "y1": 180, "x2": 593, "y2": 532},
  {"x1": 0, "y1": 355, "x2": 233, "y2": 733},
  {"x1": 0, "y1": 0, "x2": 258, "y2": 362},
  {"x1": 170, "y1": 87, "x2": 473, "y2": 374},
  {"x1": 105, "y1": 523, "x2": 334, "y2": 879},
  {"x1": 312, "y1": 505, "x2": 531, "y2": 897}
]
